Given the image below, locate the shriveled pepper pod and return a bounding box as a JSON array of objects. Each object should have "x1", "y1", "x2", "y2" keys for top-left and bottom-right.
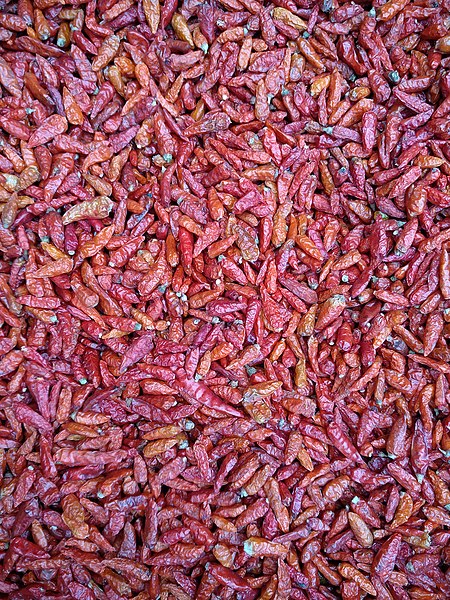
[{"x1": 0, "y1": 0, "x2": 449, "y2": 597}]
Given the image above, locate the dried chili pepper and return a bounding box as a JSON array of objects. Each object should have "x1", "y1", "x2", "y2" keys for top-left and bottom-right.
[{"x1": 0, "y1": 0, "x2": 448, "y2": 596}]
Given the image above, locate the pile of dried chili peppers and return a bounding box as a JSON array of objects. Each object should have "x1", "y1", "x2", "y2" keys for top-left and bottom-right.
[{"x1": 1, "y1": 0, "x2": 450, "y2": 597}]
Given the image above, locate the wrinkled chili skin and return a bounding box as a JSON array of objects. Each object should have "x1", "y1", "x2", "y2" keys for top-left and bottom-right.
[{"x1": 0, "y1": 0, "x2": 450, "y2": 597}]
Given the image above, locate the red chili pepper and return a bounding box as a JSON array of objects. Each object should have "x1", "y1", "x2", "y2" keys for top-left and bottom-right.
[
  {"x1": 0, "y1": 0, "x2": 449, "y2": 595},
  {"x1": 174, "y1": 370, "x2": 243, "y2": 417}
]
